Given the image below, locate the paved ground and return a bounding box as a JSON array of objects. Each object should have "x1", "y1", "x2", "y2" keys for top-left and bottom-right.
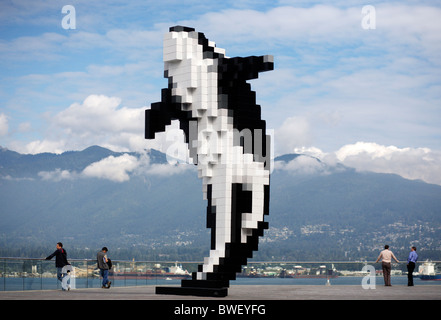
[{"x1": 1, "y1": 284, "x2": 440, "y2": 300}]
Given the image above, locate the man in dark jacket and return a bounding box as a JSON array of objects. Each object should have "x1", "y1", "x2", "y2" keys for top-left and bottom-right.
[
  {"x1": 97, "y1": 247, "x2": 111, "y2": 289},
  {"x1": 46, "y1": 242, "x2": 71, "y2": 291}
]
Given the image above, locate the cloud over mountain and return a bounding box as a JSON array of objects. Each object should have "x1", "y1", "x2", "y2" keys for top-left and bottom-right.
[
  {"x1": 277, "y1": 143, "x2": 441, "y2": 186},
  {"x1": 332, "y1": 142, "x2": 441, "y2": 185},
  {"x1": 82, "y1": 154, "x2": 139, "y2": 182},
  {"x1": 30, "y1": 147, "x2": 194, "y2": 183}
]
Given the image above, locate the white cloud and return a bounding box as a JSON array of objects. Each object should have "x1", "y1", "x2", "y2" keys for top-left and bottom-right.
[
  {"x1": 274, "y1": 116, "x2": 312, "y2": 155},
  {"x1": 24, "y1": 139, "x2": 67, "y2": 155},
  {"x1": 18, "y1": 94, "x2": 147, "y2": 154},
  {"x1": 38, "y1": 168, "x2": 74, "y2": 182},
  {"x1": 82, "y1": 154, "x2": 139, "y2": 182},
  {"x1": 331, "y1": 142, "x2": 441, "y2": 185},
  {"x1": 294, "y1": 146, "x2": 327, "y2": 160},
  {"x1": 54, "y1": 95, "x2": 143, "y2": 136},
  {"x1": 274, "y1": 154, "x2": 328, "y2": 175},
  {"x1": 276, "y1": 141, "x2": 441, "y2": 185},
  {"x1": 335, "y1": 142, "x2": 403, "y2": 161},
  {"x1": 0, "y1": 113, "x2": 8, "y2": 137},
  {"x1": 36, "y1": 151, "x2": 194, "y2": 183}
]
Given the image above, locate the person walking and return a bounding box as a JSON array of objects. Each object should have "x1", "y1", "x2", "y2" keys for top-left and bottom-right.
[
  {"x1": 97, "y1": 247, "x2": 111, "y2": 289},
  {"x1": 45, "y1": 242, "x2": 71, "y2": 291},
  {"x1": 407, "y1": 246, "x2": 418, "y2": 286},
  {"x1": 375, "y1": 245, "x2": 399, "y2": 286}
]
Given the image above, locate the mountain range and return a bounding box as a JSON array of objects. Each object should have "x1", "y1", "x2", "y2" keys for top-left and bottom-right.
[{"x1": 1, "y1": 145, "x2": 441, "y2": 261}]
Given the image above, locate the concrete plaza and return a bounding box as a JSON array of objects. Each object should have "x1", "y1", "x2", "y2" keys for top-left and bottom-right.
[{"x1": 1, "y1": 284, "x2": 440, "y2": 300}]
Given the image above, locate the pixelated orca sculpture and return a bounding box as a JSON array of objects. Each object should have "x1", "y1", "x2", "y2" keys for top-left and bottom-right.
[{"x1": 146, "y1": 26, "x2": 273, "y2": 297}]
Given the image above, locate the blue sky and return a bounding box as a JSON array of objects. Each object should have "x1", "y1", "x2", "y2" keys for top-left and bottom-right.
[{"x1": 1, "y1": 0, "x2": 441, "y2": 184}]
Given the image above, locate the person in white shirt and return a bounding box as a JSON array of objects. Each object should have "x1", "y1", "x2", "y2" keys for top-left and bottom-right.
[{"x1": 375, "y1": 245, "x2": 400, "y2": 286}]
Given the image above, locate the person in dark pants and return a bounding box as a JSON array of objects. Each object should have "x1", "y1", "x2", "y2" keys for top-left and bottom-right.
[
  {"x1": 375, "y1": 245, "x2": 399, "y2": 286},
  {"x1": 407, "y1": 246, "x2": 418, "y2": 286},
  {"x1": 97, "y1": 247, "x2": 111, "y2": 289},
  {"x1": 45, "y1": 242, "x2": 71, "y2": 291}
]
